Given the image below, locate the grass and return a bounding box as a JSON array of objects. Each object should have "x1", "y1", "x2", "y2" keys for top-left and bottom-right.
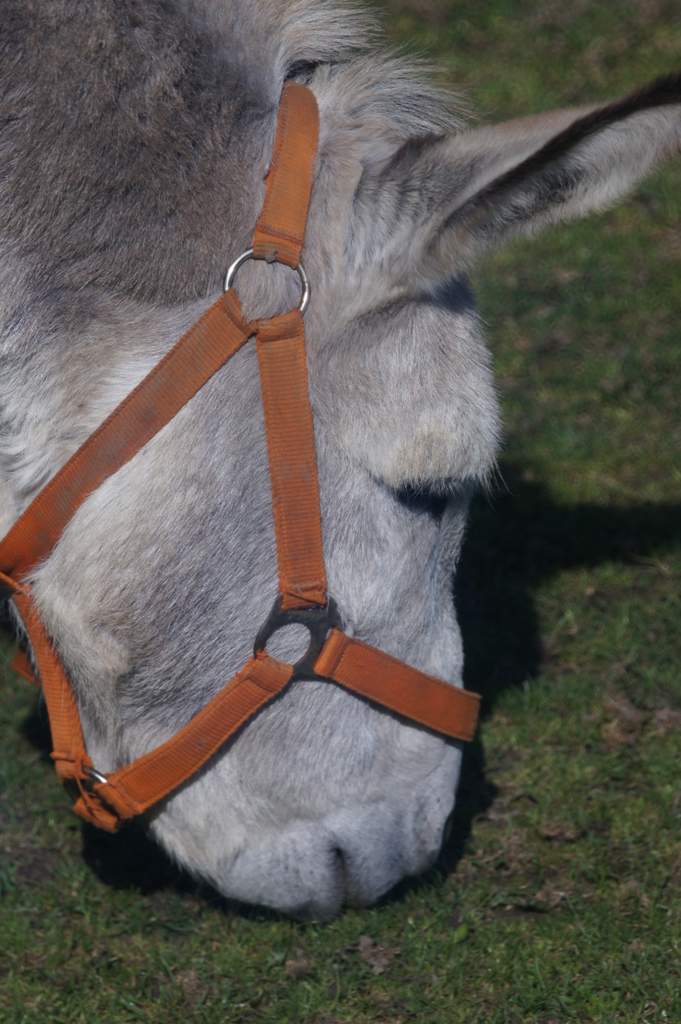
[{"x1": 2, "y1": 2, "x2": 681, "y2": 1022}]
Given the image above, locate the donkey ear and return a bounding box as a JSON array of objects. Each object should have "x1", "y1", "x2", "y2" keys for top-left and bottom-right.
[
  {"x1": 357, "y1": 74, "x2": 681, "y2": 289},
  {"x1": 423, "y1": 73, "x2": 681, "y2": 277}
]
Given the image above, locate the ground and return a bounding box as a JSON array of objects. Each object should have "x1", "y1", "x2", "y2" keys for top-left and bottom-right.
[{"x1": 1, "y1": 2, "x2": 681, "y2": 1022}]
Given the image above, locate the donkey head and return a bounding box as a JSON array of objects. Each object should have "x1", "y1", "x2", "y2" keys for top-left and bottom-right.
[{"x1": 1, "y1": 0, "x2": 678, "y2": 917}]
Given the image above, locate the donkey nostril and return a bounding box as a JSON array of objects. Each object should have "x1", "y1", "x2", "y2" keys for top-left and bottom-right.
[{"x1": 332, "y1": 844, "x2": 350, "y2": 894}]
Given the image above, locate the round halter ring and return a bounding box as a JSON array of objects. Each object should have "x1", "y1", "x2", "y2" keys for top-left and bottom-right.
[{"x1": 224, "y1": 249, "x2": 311, "y2": 314}]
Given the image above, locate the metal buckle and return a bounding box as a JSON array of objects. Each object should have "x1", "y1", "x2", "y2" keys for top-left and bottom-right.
[
  {"x1": 224, "y1": 248, "x2": 311, "y2": 314},
  {"x1": 254, "y1": 595, "x2": 340, "y2": 681},
  {"x1": 63, "y1": 764, "x2": 109, "y2": 808},
  {"x1": 84, "y1": 765, "x2": 108, "y2": 788}
]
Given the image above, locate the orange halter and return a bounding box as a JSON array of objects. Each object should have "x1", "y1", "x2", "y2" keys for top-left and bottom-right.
[{"x1": 0, "y1": 84, "x2": 480, "y2": 833}]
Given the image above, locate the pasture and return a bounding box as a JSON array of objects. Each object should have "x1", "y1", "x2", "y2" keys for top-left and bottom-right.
[{"x1": 1, "y1": 1, "x2": 681, "y2": 1021}]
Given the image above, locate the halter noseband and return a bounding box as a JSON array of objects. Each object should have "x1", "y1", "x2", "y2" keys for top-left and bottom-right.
[{"x1": 0, "y1": 85, "x2": 480, "y2": 833}]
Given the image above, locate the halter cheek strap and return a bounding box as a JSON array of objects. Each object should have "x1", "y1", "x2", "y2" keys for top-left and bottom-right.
[{"x1": 1, "y1": 84, "x2": 480, "y2": 833}]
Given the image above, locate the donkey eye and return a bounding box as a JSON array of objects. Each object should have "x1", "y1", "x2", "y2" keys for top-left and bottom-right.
[
  {"x1": 394, "y1": 484, "x2": 448, "y2": 522},
  {"x1": 285, "y1": 60, "x2": 321, "y2": 83}
]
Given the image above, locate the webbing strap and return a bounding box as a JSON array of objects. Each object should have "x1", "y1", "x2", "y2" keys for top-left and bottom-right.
[
  {"x1": 256, "y1": 311, "x2": 327, "y2": 609},
  {"x1": 84, "y1": 654, "x2": 293, "y2": 829},
  {"x1": 8, "y1": 573, "x2": 295, "y2": 832},
  {"x1": 252, "y1": 83, "x2": 320, "y2": 268},
  {"x1": 251, "y1": 82, "x2": 326, "y2": 608},
  {"x1": 315, "y1": 630, "x2": 481, "y2": 743},
  {"x1": 0, "y1": 291, "x2": 249, "y2": 581},
  {"x1": 11, "y1": 647, "x2": 36, "y2": 686},
  {"x1": 11, "y1": 585, "x2": 93, "y2": 776}
]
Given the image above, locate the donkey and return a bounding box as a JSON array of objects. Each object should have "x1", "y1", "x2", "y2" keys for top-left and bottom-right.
[{"x1": 1, "y1": 0, "x2": 679, "y2": 919}]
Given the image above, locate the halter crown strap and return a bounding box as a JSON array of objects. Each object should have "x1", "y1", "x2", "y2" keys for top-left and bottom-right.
[
  {"x1": 251, "y1": 84, "x2": 327, "y2": 609},
  {"x1": 252, "y1": 83, "x2": 320, "y2": 268},
  {"x1": 2, "y1": 83, "x2": 481, "y2": 833}
]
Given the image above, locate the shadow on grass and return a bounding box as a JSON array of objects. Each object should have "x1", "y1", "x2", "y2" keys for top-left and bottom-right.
[
  {"x1": 15, "y1": 460, "x2": 681, "y2": 911},
  {"x1": 383, "y1": 460, "x2": 681, "y2": 906},
  {"x1": 458, "y1": 462, "x2": 681, "y2": 706}
]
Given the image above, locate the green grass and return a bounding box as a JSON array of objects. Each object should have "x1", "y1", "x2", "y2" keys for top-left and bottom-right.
[{"x1": 2, "y1": 3, "x2": 681, "y2": 1022}]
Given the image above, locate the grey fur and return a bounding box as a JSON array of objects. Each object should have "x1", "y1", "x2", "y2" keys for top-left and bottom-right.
[{"x1": 1, "y1": 1, "x2": 678, "y2": 918}]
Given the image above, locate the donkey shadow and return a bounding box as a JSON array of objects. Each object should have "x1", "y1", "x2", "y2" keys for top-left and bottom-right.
[
  {"x1": 437, "y1": 461, "x2": 681, "y2": 880},
  {"x1": 18, "y1": 461, "x2": 681, "y2": 910}
]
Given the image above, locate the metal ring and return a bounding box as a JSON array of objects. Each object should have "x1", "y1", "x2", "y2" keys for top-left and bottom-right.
[
  {"x1": 254, "y1": 596, "x2": 341, "y2": 682},
  {"x1": 224, "y1": 249, "x2": 310, "y2": 314}
]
